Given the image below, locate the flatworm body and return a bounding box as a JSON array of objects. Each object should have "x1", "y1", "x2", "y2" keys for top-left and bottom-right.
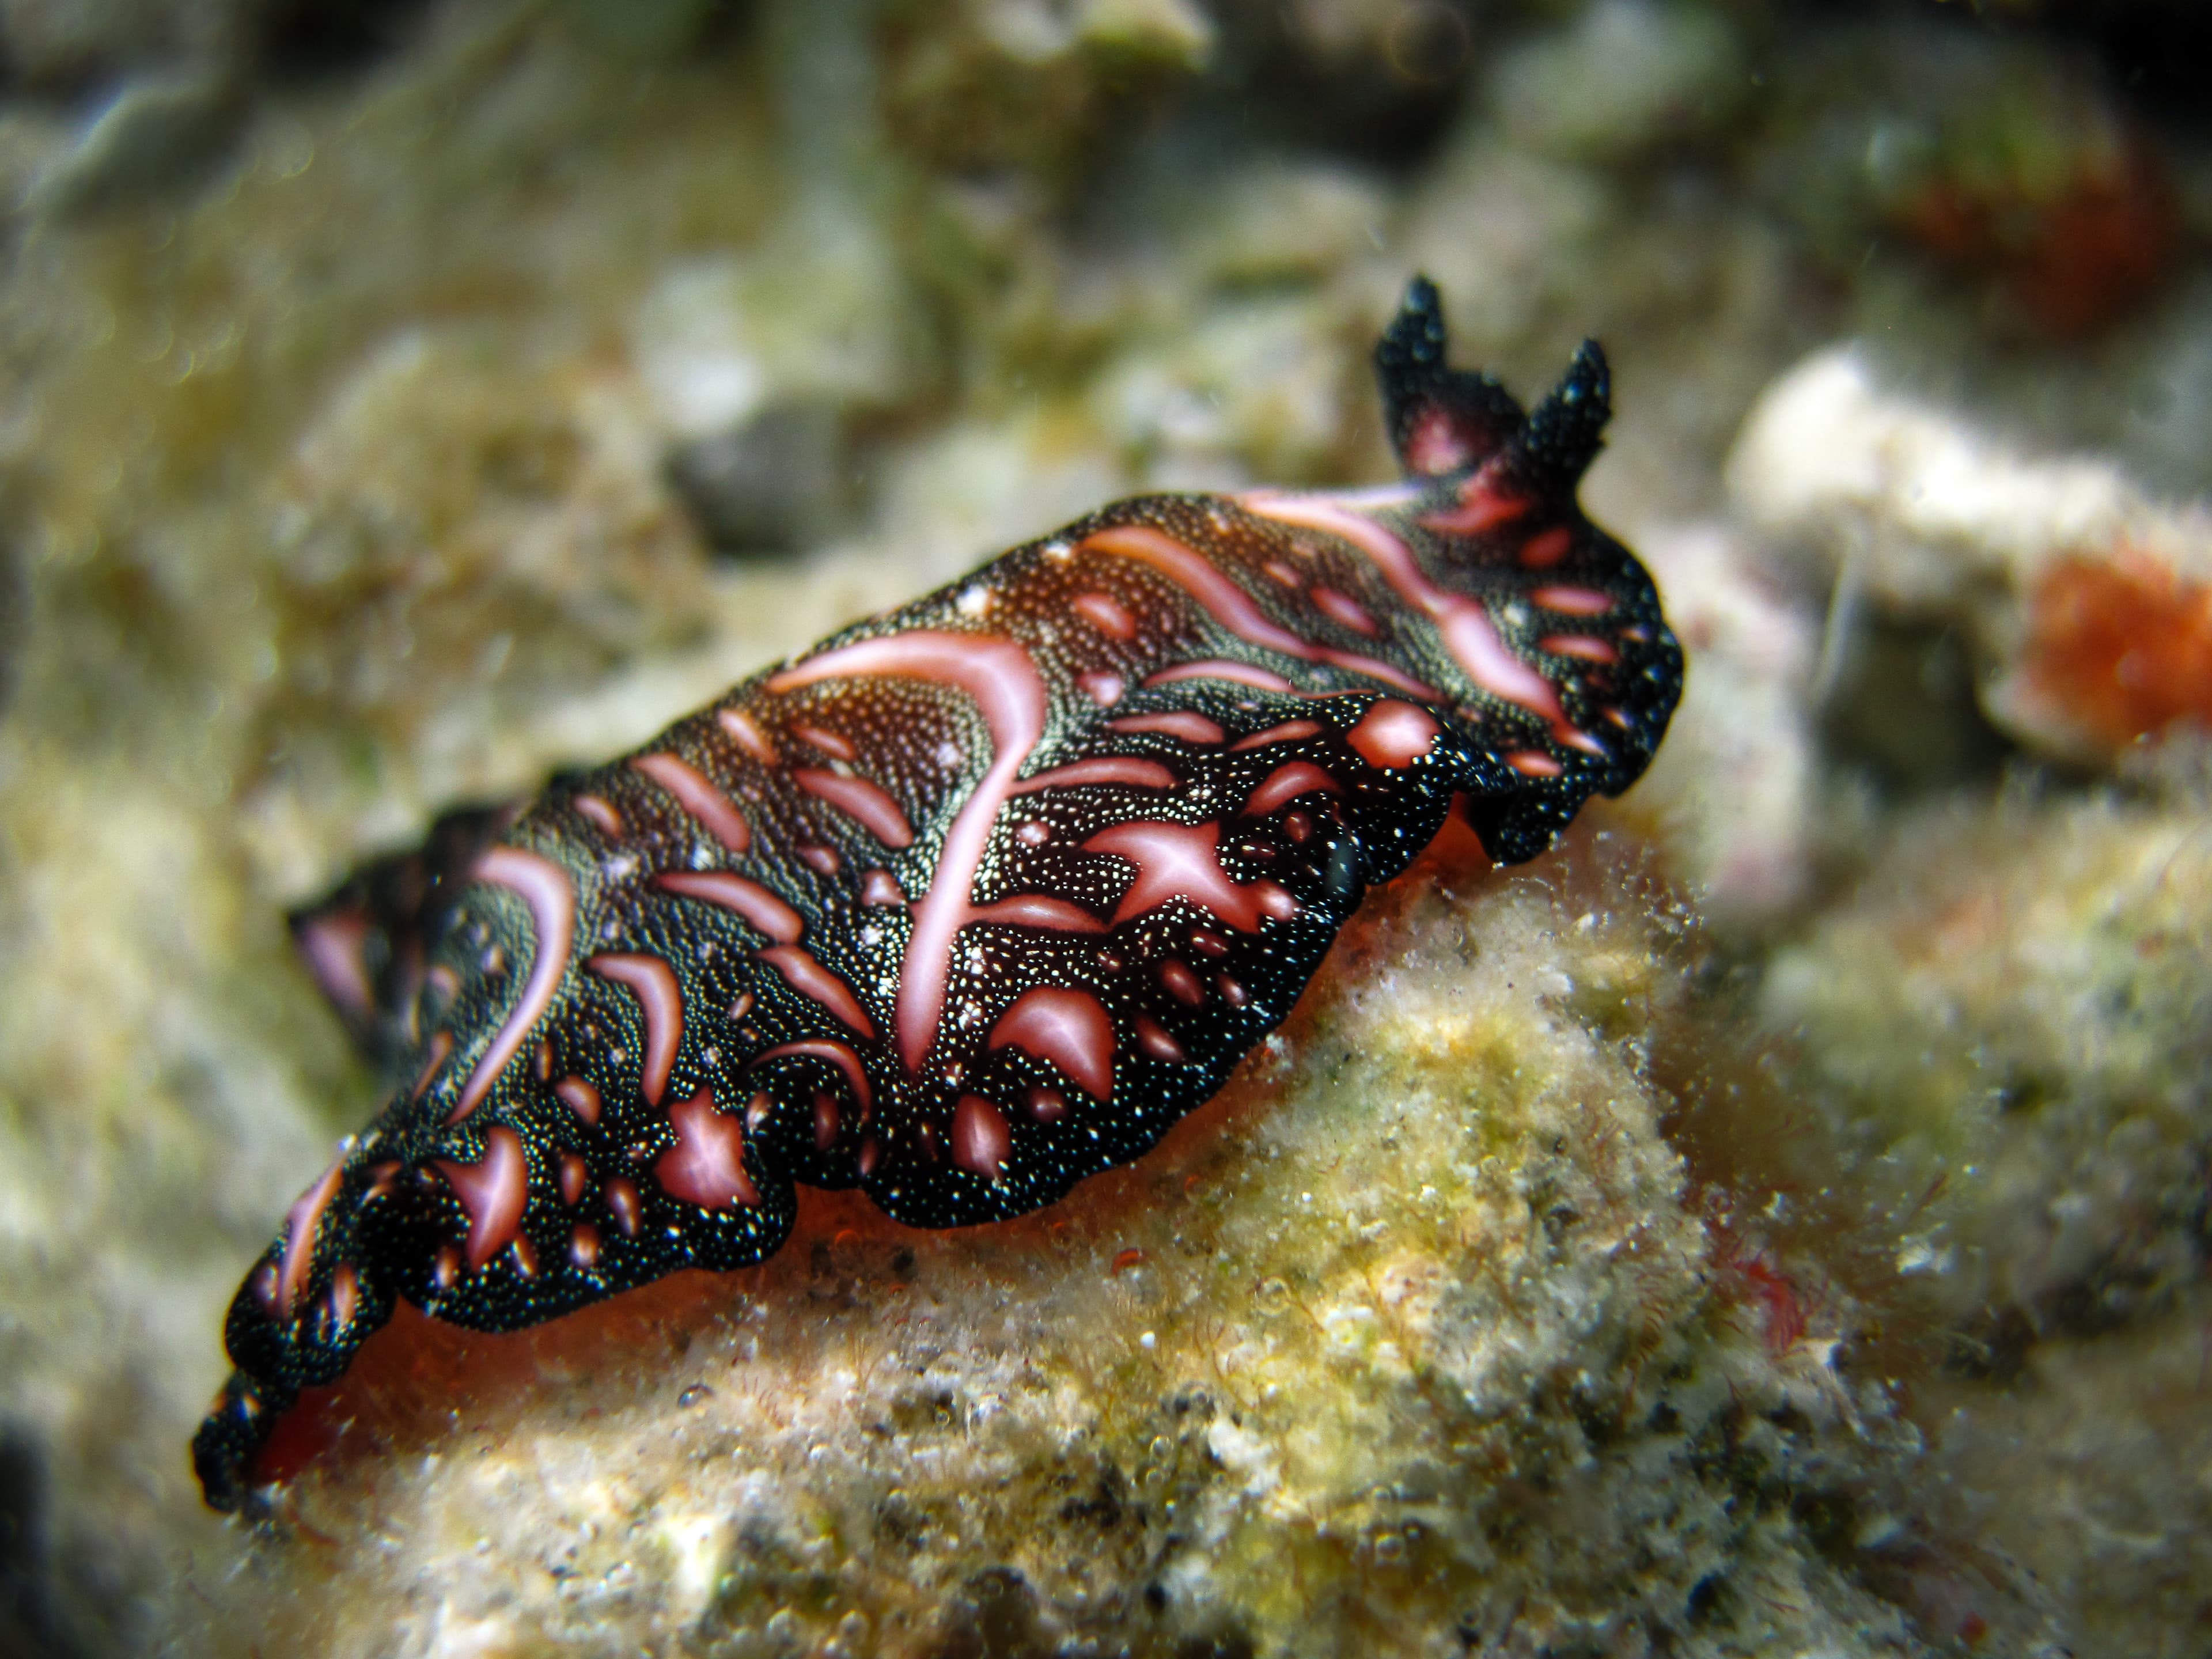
[{"x1": 194, "y1": 279, "x2": 1682, "y2": 1510}]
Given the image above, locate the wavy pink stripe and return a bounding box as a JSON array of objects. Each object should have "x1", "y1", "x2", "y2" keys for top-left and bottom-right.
[
  {"x1": 794, "y1": 767, "x2": 915, "y2": 848},
  {"x1": 1228, "y1": 719, "x2": 1321, "y2": 752},
  {"x1": 452, "y1": 847, "x2": 575, "y2": 1123},
  {"x1": 757, "y1": 946, "x2": 876, "y2": 1038},
  {"x1": 770, "y1": 632, "x2": 1047, "y2": 1072},
  {"x1": 1143, "y1": 659, "x2": 1296, "y2": 694},
  {"x1": 1108, "y1": 711, "x2": 1224, "y2": 744},
  {"x1": 653, "y1": 870, "x2": 804, "y2": 944},
  {"x1": 630, "y1": 752, "x2": 752, "y2": 855},
  {"x1": 589, "y1": 952, "x2": 684, "y2": 1106},
  {"x1": 1244, "y1": 762, "x2": 1341, "y2": 816},
  {"x1": 275, "y1": 1157, "x2": 346, "y2": 1320},
  {"x1": 971, "y1": 894, "x2": 1106, "y2": 933},
  {"x1": 1009, "y1": 756, "x2": 1176, "y2": 794},
  {"x1": 759, "y1": 1038, "x2": 873, "y2": 1112}
]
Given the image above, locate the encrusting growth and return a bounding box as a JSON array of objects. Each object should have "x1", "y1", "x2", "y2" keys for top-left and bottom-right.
[{"x1": 194, "y1": 277, "x2": 1682, "y2": 1511}]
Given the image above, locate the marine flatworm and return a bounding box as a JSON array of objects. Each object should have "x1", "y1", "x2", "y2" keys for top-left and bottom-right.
[{"x1": 194, "y1": 278, "x2": 1682, "y2": 1510}]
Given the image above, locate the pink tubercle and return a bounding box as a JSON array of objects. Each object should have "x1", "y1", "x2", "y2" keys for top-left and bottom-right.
[
  {"x1": 1158, "y1": 960, "x2": 1205, "y2": 1006},
  {"x1": 328, "y1": 1263, "x2": 359, "y2": 1329},
  {"x1": 771, "y1": 631, "x2": 1049, "y2": 1073},
  {"x1": 588, "y1": 952, "x2": 684, "y2": 1106},
  {"x1": 452, "y1": 847, "x2": 577, "y2": 1123},
  {"x1": 1078, "y1": 671, "x2": 1126, "y2": 706},
  {"x1": 604, "y1": 1177, "x2": 641, "y2": 1237},
  {"x1": 1244, "y1": 762, "x2": 1342, "y2": 817},
  {"x1": 952, "y1": 1096, "x2": 1012, "y2": 1180},
  {"x1": 857, "y1": 1137, "x2": 880, "y2": 1177},
  {"x1": 1071, "y1": 591, "x2": 1138, "y2": 641},
  {"x1": 1518, "y1": 526, "x2": 1574, "y2": 567},
  {"x1": 435, "y1": 1126, "x2": 529, "y2": 1271},
  {"x1": 1028, "y1": 1087, "x2": 1067, "y2": 1123},
  {"x1": 554, "y1": 1076, "x2": 603, "y2": 1126},
  {"x1": 1244, "y1": 491, "x2": 1566, "y2": 732},
  {"x1": 1310, "y1": 586, "x2": 1380, "y2": 637},
  {"x1": 1134, "y1": 1017, "x2": 1185, "y2": 1063},
  {"x1": 1540, "y1": 635, "x2": 1618, "y2": 664},
  {"x1": 813, "y1": 1092, "x2": 839, "y2": 1149},
  {"x1": 757, "y1": 946, "x2": 876, "y2": 1038},
  {"x1": 558, "y1": 1152, "x2": 589, "y2": 1206},
  {"x1": 275, "y1": 1157, "x2": 346, "y2": 1321},
  {"x1": 1084, "y1": 819, "x2": 1297, "y2": 932},
  {"x1": 1228, "y1": 719, "x2": 1322, "y2": 752},
  {"x1": 1109, "y1": 711, "x2": 1224, "y2": 745},
  {"x1": 570, "y1": 1224, "x2": 600, "y2": 1268},
  {"x1": 794, "y1": 768, "x2": 915, "y2": 849},
  {"x1": 1349, "y1": 700, "x2": 1444, "y2": 769},
  {"x1": 789, "y1": 722, "x2": 857, "y2": 762},
  {"x1": 1405, "y1": 407, "x2": 1479, "y2": 476},
  {"x1": 573, "y1": 793, "x2": 624, "y2": 839},
  {"x1": 717, "y1": 707, "x2": 781, "y2": 766},
  {"x1": 654, "y1": 870, "x2": 804, "y2": 945},
  {"x1": 989, "y1": 986, "x2": 1116, "y2": 1100},
  {"x1": 798, "y1": 844, "x2": 842, "y2": 876},
  {"x1": 1508, "y1": 751, "x2": 1565, "y2": 777},
  {"x1": 972, "y1": 894, "x2": 1105, "y2": 933},
  {"x1": 758, "y1": 1038, "x2": 874, "y2": 1113},
  {"x1": 656, "y1": 1088, "x2": 759, "y2": 1210},
  {"x1": 1262, "y1": 559, "x2": 1303, "y2": 588},
  {"x1": 1531, "y1": 584, "x2": 1613, "y2": 616},
  {"x1": 1144, "y1": 659, "x2": 1296, "y2": 695},
  {"x1": 860, "y1": 868, "x2": 907, "y2": 907},
  {"x1": 1009, "y1": 756, "x2": 1176, "y2": 795},
  {"x1": 630, "y1": 752, "x2": 752, "y2": 857}
]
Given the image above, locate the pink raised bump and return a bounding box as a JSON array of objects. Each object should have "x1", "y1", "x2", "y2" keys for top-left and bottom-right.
[
  {"x1": 790, "y1": 722, "x2": 857, "y2": 761},
  {"x1": 1072, "y1": 591, "x2": 1138, "y2": 641},
  {"x1": 1262, "y1": 559, "x2": 1303, "y2": 587},
  {"x1": 1540, "y1": 635, "x2": 1618, "y2": 664},
  {"x1": 972, "y1": 895, "x2": 1105, "y2": 933},
  {"x1": 1244, "y1": 762, "x2": 1341, "y2": 816},
  {"x1": 1406, "y1": 407, "x2": 1478, "y2": 476},
  {"x1": 1349, "y1": 700, "x2": 1444, "y2": 769},
  {"x1": 1229, "y1": 719, "x2": 1321, "y2": 752},
  {"x1": 558, "y1": 1152, "x2": 589, "y2": 1205},
  {"x1": 952, "y1": 1096, "x2": 1012, "y2": 1180},
  {"x1": 1078, "y1": 671, "x2": 1125, "y2": 706},
  {"x1": 453, "y1": 847, "x2": 576, "y2": 1123},
  {"x1": 1519, "y1": 526, "x2": 1573, "y2": 567},
  {"x1": 328, "y1": 1263, "x2": 359, "y2": 1328},
  {"x1": 411, "y1": 1031, "x2": 454, "y2": 1100},
  {"x1": 1509, "y1": 751, "x2": 1564, "y2": 777},
  {"x1": 989, "y1": 987, "x2": 1115, "y2": 1099},
  {"x1": 630, "y1": 753, "x2": 751, "y2": 856},
  {"x1": 573, "y1": 793, "x2": 624, "y2": 838},
  {"x1": 759, "y1": 1039, "x2": 873, "y2": 1112},
  {"x1": 1243, "y1": 493, "x2": 1575, "y2": 737},
  {"x1": 771, "y1": 632, "x2": 1049, "y2": 1072},
  {"x1": 554, "y1": 1076, "x2": 602, "y2": 1126},
  {"x1": 1009, "y1": 757, "x2": 1176, "y2": 795},
  {"x1": 605, "y1": 1177, "x2": 641, "y2": 1236},
  {"x1": 436, "y1": 1126, "x2": 528, "y2": 1270},
  {"x1": 1144, "y1": 659, "x2": 1296, "y2": 694},
  {"x1": 275, "y1": 1157, "x2": 345, "y2": 1320},
  {"x1": 1084, "y1": 820, "x2": 1296, "y2": 933},
  {"x1": 589, "y1": 953, "x2": 684, "y2": 1106},
  {"x1": 654, "y1": 870, "x2": 804, "y2": 944},
  {"x1": 656, "y1": 1088, "x2": 758, "y2": 1210},
  {"x1": 798, "y1": 844, "x2": 841, "y2": 876},
  {"x1": 795, "y1": 768, "x2": 915, "y2": 848},
  {"x1": 1531, "y1": 585, "x2": 1614, "y2": 616},
  {"x1": 1109, "y1": 711, "x2": 1224, "y2": 745},
  {"x1": 717, "y1": 707, "x2": 781, "y2": 764},
  {"x1": 1135, "y1": 1017, "x2": 1185, "y2": 1063},
  {"x1": 1310, "y1": 586, "x2": 1379, "y2": 636},
  {"x1": 757, "y1": 946, "x2": 876, "y2": 1037},
  {"x1": 861, "y1": 868, "x2": 907, "y2": 907}
]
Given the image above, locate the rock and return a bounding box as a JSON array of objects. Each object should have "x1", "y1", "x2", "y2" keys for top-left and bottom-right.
[{"x1": 1728, "y1": 345, "x2": 2212, "y2": 766}]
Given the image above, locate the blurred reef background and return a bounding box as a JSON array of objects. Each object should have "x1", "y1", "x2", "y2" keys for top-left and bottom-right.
[{"x1": 1, "y1": 0, "x2": 2210, "y2": 1654}]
